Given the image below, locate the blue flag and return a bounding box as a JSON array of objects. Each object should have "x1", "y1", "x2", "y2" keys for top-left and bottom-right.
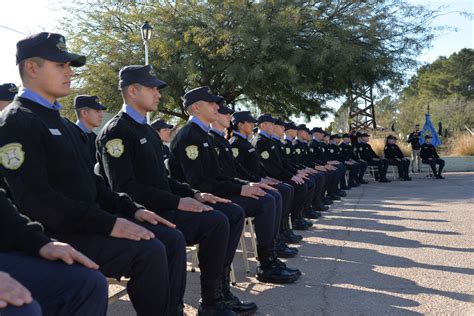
[{"x1": 420, "y1": 113, "x2": 442, "y2": 146}]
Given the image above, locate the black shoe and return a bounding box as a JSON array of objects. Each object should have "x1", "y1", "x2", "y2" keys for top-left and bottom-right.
[
  {"x1": 291, "y1": 220, "x2": 309, "y2": 231},
  {"x1": 340, "y1": 184, "x2": 351, "y2": 190},
  {"x1": 323, "y1": 198, "x2": 333, "y2": 205},
  {"x1": 405, "y1": 176, "x2": 412, "y2": 181},
  {"x1": 314, "y1": 204, "x2": 329, "y2": 212},
  {"x1": 349, "y1": 182, "x2": 359, "y2": 187},
  {"x1": 337, "y1": 190, "x2": 347, "y2": 197},
  {"x1": 198, "y1": 301, "x2": 237, "y2": 316},
  {"x1": 273, "y1": 258, "x2": 302, "y2": 276},
  {"x1": 436, "y1": 175, "x2": 445, "y2": 179},
  {"x1": 276, "y1": 241, "x2": 298, "y2": 258},
  {"x1": 222, "y1": 266, "x2": 258, "y2": 315},
  {"x1": 280, "y1": 230, "x2": 302, "y2": 244},
  {"x1": 304, "y1": 209, "x2": 322, "y2": 219},
  {"x1": 329, "y1": 194, "x2": 341, "y2": 201},
  {"x1": 379, "y1": 178, "x2": 391, "y2": 183},
  {"x1": 301, "y1": 218, "x2": 313, "y2": 228},
  {"x1": 256, "y1": 264, "x2": 299, "y2": 284}
]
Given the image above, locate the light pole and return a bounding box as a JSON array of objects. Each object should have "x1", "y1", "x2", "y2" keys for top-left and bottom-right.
[{"x1": 141, "y1": 21, "x2": 152, "y2": 123}]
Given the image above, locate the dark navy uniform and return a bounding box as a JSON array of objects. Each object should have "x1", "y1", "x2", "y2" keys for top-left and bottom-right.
[
  {"x1": 357, "y1": 140, "x2": 390, "y2": 182},
  {"x1": 1, "y1": 33, "x2": 186, "y2": 316},
  {"x1": 0, "y1": 177, "x2": 108, "y2": 316},
  {"x1": 384, "y1": 136, "x2": 411, "y2": 180},
  {"x1": 420, "y1": 136, "x2": 445, "y2": 178},
  {"x1": 339, "y1": 135, "x2": 368, "y2": 185}
]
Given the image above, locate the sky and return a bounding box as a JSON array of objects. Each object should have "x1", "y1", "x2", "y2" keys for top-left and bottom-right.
[{"x1": 0, "y1": 0, "x2": 472, "y2": 127}]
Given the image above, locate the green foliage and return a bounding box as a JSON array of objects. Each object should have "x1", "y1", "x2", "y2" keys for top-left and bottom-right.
[{"x1": 59, "y1": 0, "x2": 440, "y2": 123}]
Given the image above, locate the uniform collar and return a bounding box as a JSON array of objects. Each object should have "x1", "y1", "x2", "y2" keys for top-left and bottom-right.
[
  {"x1": 18, "y1": 87, "x2": 62, "y2": 111},
  {"x1": 76, "y1": 120, "x2": 91, "y2": 133},
  {"x1": 233, "y1": 131, "x2": 247, "y2": 139},
  {"x1": 297, "y1": 138, "x2": 307, "y2": 143},
  {"x1": 259, "y1": 130, "x2": 271, "y2": 138},
  {"x1": 271, "y1": 135, "x2": 281, "y2": 141},
  {"x1": 122, "y1": 103, "x2": 147, "y2": 124},
  {"x1": 285, "y1": 135, "x2": 293, "y2": 142},
  {"x1": 210, "y1": 127, "x2": 225, "y2": 137},
  {"x1": 189, "y1": 116, "x2": 210, "y2": 133},
  {"x1": 343, "y1": 141, "x2": 350, "y2": 145}
]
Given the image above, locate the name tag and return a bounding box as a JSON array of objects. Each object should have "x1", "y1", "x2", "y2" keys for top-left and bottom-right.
[
  {"x1": 49, "y1": 128, "x2": 61, "y2": 136},
  {"x1": 248, "y1": 148, "x2": 255, "y2": 152},
  {"x1": 140, "y1": 138, "x2": 147, "y2": 144},
  {"x1": 203, "y1": 143, "x2": 209, "y2": 147}
]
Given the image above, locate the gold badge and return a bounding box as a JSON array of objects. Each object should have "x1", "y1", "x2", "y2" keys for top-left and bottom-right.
[
  {"x1": 106, "y1": 139, "x2": 124, "y2": 158},
  {"x1": 285, "y1": 147, "x2": 291, "y2": 155},
  {"x1": 296, "y1": 148, "x2": 301, "y2": 155},
  {"x1": 232, "y1": 148, "x2": 239, "y2": 158},
  {"x1": 185, "y1": 145, "x2": 199, "y2": 160},
  {"x1": 0, "y1": 143, "x2": 25, "y2": 170},
  {"x1": 260, "y1": 151, "x2": 270, "y2": 159}
]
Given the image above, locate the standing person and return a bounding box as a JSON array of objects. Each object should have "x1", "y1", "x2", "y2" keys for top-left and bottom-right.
[
  {"x1": 0, "y1": 83, "x2": 18, "y2": 111},
  {"x1": 0, "y1": 176, "x2": 108, "y2": 316},
  {"x1": 169, "y1": 87, "x2": 300, "y2": 284},
  {"x1": 97, "y1": 65, "x2": 254, "y2": 315},
  {"x1": 420, "y1": 135, "x2": 445, "y2": 179},
  {"x1": 74, "y1": 95, "x2": 106, "y2": 164},
  {"x1": 357, "y1": 133, "x2": 391, "y2": 183},
  {"x1": 0, "y1": 32, "x2": 186, "y2": 316},
  {"x1": 384, "y1": 135, "x2": 412, "y2": 181},
  {"x1": 151, "y1": 118, "x2": 174, "y2": 161},
  {"x1": 407, "y1": 124, "x2": 422, "y2": 173}
]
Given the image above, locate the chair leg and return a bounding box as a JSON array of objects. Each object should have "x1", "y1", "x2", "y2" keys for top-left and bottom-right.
[
  {"x1": 191, "y1": 247, "x2": 198, "y2": 272},
  {"x1": 248, "y1": 219, "x2": 258, "y2": 257},
  {"x1": 230, "y1": 263, "x2": 237, "y2": 285},
  {"x1": 240, "y1": 234, "x2": 250, "y2": 273}
]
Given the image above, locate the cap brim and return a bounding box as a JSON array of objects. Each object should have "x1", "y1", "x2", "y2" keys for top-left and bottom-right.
[
  {"x1": 142, "y1": 78, "x2": 167, "y2": 89},
  {"x1": 205, "y1": 95, "x2": 224, "y2": 104}
]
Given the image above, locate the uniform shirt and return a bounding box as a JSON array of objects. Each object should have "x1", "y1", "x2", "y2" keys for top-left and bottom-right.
[
  {"x1": 76, "y1": 120, "x2": 97, "y2": 164},
  {"x1": 308, "y1": 139, "x2": 327, "y2": 164},
  {"x1": 162, "y1": 144, "x2": 171, "y2": 160},
  {"x1": 339, "y1": 142, "x2": 356, "y2": 161},
  {"x1": 251, "y1": 132, "x2": 294, "y2": 180},
  {"x1": 209, "y1": 129, "x2": 257, "y2": 182},
  {"x1": 407, "y1": 131, "x2": 421, "y2": 150},
  {"x1": 0, "y1": 97, "x2": 142, "y2": 236},
  {"x1": 357, "y1": 142, "x2": 379, "y2": 161},
  {"x1": 229, "y1": 132, "x2": 267, "y2": 179},
  {"x1": 327, "y1": 143, "x2": 343, "y2": 161},
  {"x1": 420, "y1": 143, "x2": 439, "y2": 160},
  {"x1": 282, "y1": 137, "x2": 306, "y2": 169},
  {"x1": 97, "y1": 111, "x2": 198, "y2": 213},
  {"x1": 0, "y1": 176, "x2": 51, "y2": 256},
  {"x1": 384, "y1": 143, "x2": 405, "y2": 159},
  {"x1": 169, "y1": 119, "x2": 243, "y2": 197},
  {"x1": 293, "y1": 139, "x2": 314, "y2": 167},
  {"x1": 271, "y1": 136, "x2": 299, "y2": 174}
]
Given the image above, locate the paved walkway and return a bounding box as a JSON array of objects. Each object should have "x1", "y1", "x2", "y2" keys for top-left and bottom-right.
[{"x1": 108, "y1": 172, "x2": 474, "y2": 315}]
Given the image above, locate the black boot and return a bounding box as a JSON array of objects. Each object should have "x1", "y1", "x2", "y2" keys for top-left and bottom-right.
[
  {"x1": 272, "y1": 257, "x2": 302, "y2": 276},
  {"x1": 323, "y1": 197, "x2": 333, "y2": 205},
  {"x1": 256, "y1": 247, "x2": 299, "y2": 284},
  {"x1": 276, "y1": 239, "x2": 298, "y2": 258},
  {"x1": 304, "y1": 208, "x2": 322, "y2": 219},
  {"x1": 314, "y1": 204, "x2": 329, "y2": 212},
  {"x1": 222, "y1": 266, "x2": 258, "y2": 315},
  {"x1": 279, "y1": 220, "x2": 303, "y2": 244},
  {"x1": 199, "y1": 279, "x2": 236, "y2": 316}
]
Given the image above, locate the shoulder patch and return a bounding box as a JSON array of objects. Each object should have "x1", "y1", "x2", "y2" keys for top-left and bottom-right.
[
  {"x1": 260, "y1": 151, "x2": 270, "y2": 160},
  {"x1": 185, "y1": 145, "x2": 199, "y2": 160},
  {"x1": 296, "y1": 148, "x2": 301, "y2": 154},
  {"x1": 106, "y1": 139, "x2": 124, "y2": 158},
  {"x1": 232, "y1": 147, "x2": 239, "y2": 158},
  {"x1": 0, "y1": 143, "x2": 25, "y2": 170}
]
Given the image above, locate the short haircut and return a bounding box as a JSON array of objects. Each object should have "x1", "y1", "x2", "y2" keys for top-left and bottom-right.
[{"x1": 18, "y1": 57, "x2": 45, "y2": 80}]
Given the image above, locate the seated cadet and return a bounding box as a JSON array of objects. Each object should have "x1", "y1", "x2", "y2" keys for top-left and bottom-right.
[
  {"x1": 328, "y1": 134, "x2": 360, "y2": 187},
  {"x1": 272, "y1": 119, "x2": 326, "y2": 219},
  {"x1": 384, "y1": 135, "x2": 412, "y2": 181},
  {"x1": 97, "y1": 66, "x2": 254, "y2": 315},
  {"x1": 209, "y1": 105, "x2": 298, "y2": 258},
  {"x1": 283, "y1": 122, "x2": 330, "y2": 211},
  {"x1": 309, "y1": 127, "x2": 347, "y2": 198},
  {"x1": 251, "y1": 115, "x2": 313, "y2": 231},
  {"x1": 357, "y1": 133, "x2": 391, "y2": 182},
  {"x1": 0, "y1": 83, "x2": 18, "y2": 111},
  {"x1": 151, "y1": 118, "x2": 174, "y2": 161},
  {"x1": 339, "y1": 133, "x2": 368, "y2": 185},
  {"x1": 228, "y1": 112, "x2": 303, "y2": 243},
  {"x1": 169, "y1": 87, "x2": 300, "y2": 285},
  {"x1": 0, "y1": 32, "x2": 186, "y2": 316},
  {"x1": 0, "y1": 177, "x2": 107, "y2": 316},
  {"x1": 420, "y1": 135, "x2": 445, "y2": 179},
  {"x1": 74, "y1": 95, "x2": 106, "y2": 164}
]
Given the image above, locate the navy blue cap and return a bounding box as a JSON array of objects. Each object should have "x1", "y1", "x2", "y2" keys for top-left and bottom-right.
[
  {"x1": 182, "y1": 86, "x2": 223, "y2": 108},
  {"x1": 74, "y1": 95, "x2": 106, "y2": 110},
  {"x1": 330, "y1": 134, "x2": 341, "y2": 140},
  {"x1": 356, "y1": 132, "x2": 363, "y2": 137},
  {"x1": 231, "y1": 111, "x2": 257, "y2": 125},
  {"x1": 151, "y1": 119, "x2": 174, "y2": 130},
  {"x1": 0, "y1": 83, "x2": 18, "y2": 101},
  {"x1": 311, "y1": 127, "x2": 324, "y2": 134},
  {"x1": 387, "y1": 134, "x2": 396, "y2": 140},
  {"x1": 361, "y1": 132, "x2": 370, "y2": 137},
  {"x1": 284, "y1": 122, "x2": 297, "y2": 130},
  {"x1": 218, "y1": 104, "x2": 234, "y2": 115},
  {"x1": 297, "y1": 124, "x2": 308, "y2": 132},
  {"x1": 257, "y1": 114, "x2": 277, "y2": 125},
  {"x1": 274, "y1": 118, "x2": 285, "y2": 126},
  {"x1": 424, "y1": 134, "x2": 432, "y2": 139},
  {"x1": 342, "y1": 133, "x2": 350, "y2": 138},
  {"x1": 16, "y1": 32, "x2": 85, "y2": 67},
  {"x1": 119, "y1": 65, "x2": 167, "y2": 89}
]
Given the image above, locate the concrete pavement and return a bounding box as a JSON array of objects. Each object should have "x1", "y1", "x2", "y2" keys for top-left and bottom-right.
[{"x1": 108, "y1": 172, "x2": 474, "y2": 315}]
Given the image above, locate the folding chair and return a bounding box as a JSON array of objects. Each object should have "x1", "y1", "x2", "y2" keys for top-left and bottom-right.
[{"x1": 107, "y1": 278, "x2": 129, "y2": 304}]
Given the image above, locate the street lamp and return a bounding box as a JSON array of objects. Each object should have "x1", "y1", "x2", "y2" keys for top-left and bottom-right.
[{"x1": 141, "y1": 21, "x2": 153, "y2": 122}]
